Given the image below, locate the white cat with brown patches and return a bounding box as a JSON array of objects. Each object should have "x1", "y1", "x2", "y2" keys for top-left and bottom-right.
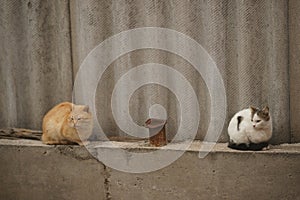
[
  {"x1": 42, "y1": 102, "x2": 93, "y2": 145},
  {"x1": 228, "y1": 106, "x2": 272, "y2": 150}
]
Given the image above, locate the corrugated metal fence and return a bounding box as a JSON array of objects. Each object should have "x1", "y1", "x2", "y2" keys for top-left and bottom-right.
[{"x1": 0, "y1": 0, "x2": 299, "y2": 143}]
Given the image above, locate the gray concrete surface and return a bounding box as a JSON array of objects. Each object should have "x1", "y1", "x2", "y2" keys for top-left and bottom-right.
[
  {"x1": 0, "y1": 140, "x2": 106, "y2": 200},
  {"x1": 0, "y1": 139, "x2": 299, "y2": 200}
]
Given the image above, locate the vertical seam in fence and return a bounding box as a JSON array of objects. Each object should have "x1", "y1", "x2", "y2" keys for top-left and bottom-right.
[
  {"x1": 68, "y1": 0, "x2": 74, "y2": 85},
  {"x1": 287, "y1": 0, "x2": 292, "y2": 143}
]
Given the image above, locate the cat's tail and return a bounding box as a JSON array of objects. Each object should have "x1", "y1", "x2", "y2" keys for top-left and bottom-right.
[
  {"x1": 228, "y1": 142, "x2": 269, "y2": 151},
  {"x1": 0, "y1": 128, "x2": 42, "y2": 140},
  {"x1": 237, "y1": 116, "x2": 243, "y2": 131},
  {"x1": 228, "y1": 142, "x2": 249, "y2": 150}
]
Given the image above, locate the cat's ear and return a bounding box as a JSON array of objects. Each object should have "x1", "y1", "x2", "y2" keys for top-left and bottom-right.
[
  {"x1": 83, "y1": 105, "x2": 89, "y2": 113},
  {"x1": 262, "y1": 106, "x2": 269, "y2": 114},
  {"x1": 249, "y1": 106, "x2": 257, "y2": 113}
]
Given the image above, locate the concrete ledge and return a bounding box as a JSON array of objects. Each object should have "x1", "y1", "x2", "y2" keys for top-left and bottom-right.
[{"x1": 0, "y1": 139, "x2": 299, "y2": 200}]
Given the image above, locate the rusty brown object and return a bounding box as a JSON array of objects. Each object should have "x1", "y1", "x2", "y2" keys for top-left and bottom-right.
[{"x1": 145, "y1": 118, "x2": 167, "y2": 147}]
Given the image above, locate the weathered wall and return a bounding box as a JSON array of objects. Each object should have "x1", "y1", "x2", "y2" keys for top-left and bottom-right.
[
  {"x1": 0, "y1": 0, "x2": 73, "y2": 129},
  {"x1": 69, "y1": 0, "x2": 290, "y2": 143},
  {"x1": 289, "y1": 0, "x2": 300, "y2": 143},
  {"x1": 0, "y1": 141, "x2": 106, "y2": 200},
  {"x1": 0, "y1": 140, "x2": 299, "y2": 200},
  {"x1": 0, "y1": 0, "x2": 298, "y2": 143}
]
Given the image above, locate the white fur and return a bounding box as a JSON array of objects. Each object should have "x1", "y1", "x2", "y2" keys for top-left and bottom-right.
[{"x1": 228, "y1": 108, "x2": 272, "y2": 145}]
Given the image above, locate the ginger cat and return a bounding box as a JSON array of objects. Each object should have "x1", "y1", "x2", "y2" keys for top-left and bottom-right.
[{"x1": 42, "y1": 102, "x2": 93, "y2": 145}]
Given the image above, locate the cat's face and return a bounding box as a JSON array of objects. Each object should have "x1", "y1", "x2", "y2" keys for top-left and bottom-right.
[
  {"x1": 250, "y1": 106, "x2": 270, "y2": 129},
  {"x1": 68, "y1": 105, "x2": 92, "y2": 128}
]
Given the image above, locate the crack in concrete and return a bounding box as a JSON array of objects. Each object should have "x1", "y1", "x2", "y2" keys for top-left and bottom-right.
[
  {"x1": 103, "y1": 165, "x2": 112, "y2": 200},
  {"x1": 55, "y1": 145, "x2": 94, "y2": 161}
]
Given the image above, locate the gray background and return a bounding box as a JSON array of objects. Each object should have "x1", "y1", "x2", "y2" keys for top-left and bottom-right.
[{"x1": 0, "y1": 0, "x2": 299, "y2": 144}]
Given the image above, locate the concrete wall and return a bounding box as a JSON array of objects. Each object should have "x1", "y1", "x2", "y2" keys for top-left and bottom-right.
[
  {"x1": 0, "y1": 139, "x2": 299, "y2": 200},
  {"x1": 0, "y1": 0, "x2": 299, "y2": 143},
  {"x1": 0, "y1": 142, "x2": 106, "y2": 200}
]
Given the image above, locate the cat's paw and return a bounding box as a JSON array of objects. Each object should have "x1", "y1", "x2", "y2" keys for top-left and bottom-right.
[
  {"x1": 44, "y1": 140, "x2": 67, "y2": 145},
  {"x1": 76, "y1": 141, "x2": 89, "y2": 146},
  {"x1": 262, "y1": 145, "x2": 270, "y2": 151}
]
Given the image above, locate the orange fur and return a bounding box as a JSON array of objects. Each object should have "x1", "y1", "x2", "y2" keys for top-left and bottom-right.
[{"x1": 42, "y1": 102, "x2": 93, "y2": 145}]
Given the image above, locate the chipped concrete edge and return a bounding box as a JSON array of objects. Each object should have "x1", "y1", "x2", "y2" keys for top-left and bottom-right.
[{"x1": 0, "y1": 139, "x2": 299, "y2": 155}]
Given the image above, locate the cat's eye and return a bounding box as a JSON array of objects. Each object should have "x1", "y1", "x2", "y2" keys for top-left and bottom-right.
[
  {"x1": 256, "y1": 120, "x2": 261, "y2": 123},
  {"x1": 78, "y1": 117, "x2": 81, "y2": 120}
]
